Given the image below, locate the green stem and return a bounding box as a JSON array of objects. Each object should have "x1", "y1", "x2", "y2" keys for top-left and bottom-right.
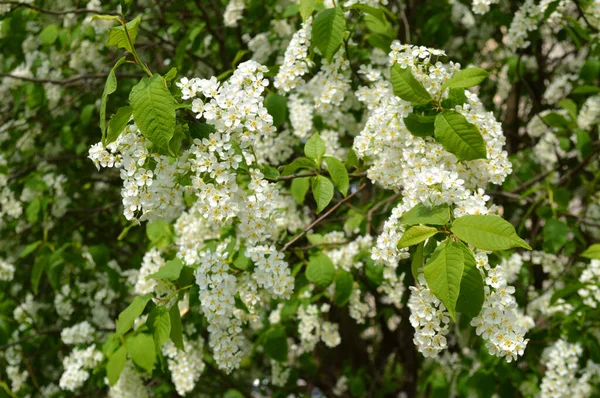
[{"x1": 120, "y1": 18, "x2": 152, "y2": 77}]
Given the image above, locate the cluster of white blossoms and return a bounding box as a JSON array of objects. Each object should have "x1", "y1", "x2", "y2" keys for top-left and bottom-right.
[
  {"x1": 88, "y1": 126, "x2": 186, "y2": 221},
  {"x1": 58, "y1": 345, "x2": 103, "y2": 391},
  {"x1": 539, "y1": 339, "x2": 600, "y2": 398},
  {"x1": 354, "y1": 42, "x2": 510, "y2": 212},
  {"x1": 271, "y1": 360, "x2": 291, "y2": 387},
  {"x1": 194, "y1": 243, "x2": 244, "y2": 372},
  {"x1": 504, "y1": 0, "x2": 568, "y2": 50},
  {"x1": 525, "y1": 250, "x2": 568, "y2": 278},
  {"x1": 470, "y1": 256, "x2": 532, "y2": 362},
  {"x1": 543, "y1": 73, "x2": 578, "y2": 104},
  {"x1": 0, "y1": 258, "x2": 15, "y2": 281},
  {"x1": 578, "y1": 259, "x2": 600, "y2": 308},
  {"x1": 162, "y1": 337, "x2": 205, "y2": 396},
  {"x1": 349, "y1": 284, "x2": 372, "y2": 324},
  {"x1": 134, "y1": 247, "x2": 175, "y2": 300},
  {"x1": 297, "y1": 304, "x2": 341, "y2": 352},
  {"x1": 407, "y1": 275, "x2": 451, "y2": 358},
  {"x1": 471, "y1": 0, "x2": 499, "y2": 15},
  {"x1": 4, "y1": 347, "x2": 27, "y2": 393},
  {"x1": 223, "y1": 0, "x2": 246, "y2": 27},
  {"x1": 274, "y1": 17, "x2": 313, "y2": 92},
  {"x1": 107, "y1": 361, "x2": 149, "y2": 398},
  {"x1": 61, "y1": 321, "x2": 95, "y2": 345},
  {"x1": 246, "y1": 245, "x2": 294, "y2": 298},
  {"x1": 578, "y1": 95, "x2": 600, "y2": 130}
]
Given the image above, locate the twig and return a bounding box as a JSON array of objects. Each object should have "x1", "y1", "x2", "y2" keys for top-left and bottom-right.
[
  {"x1": 0, "y1": 2, "x2": 120, "y2": 15},
  {"x1": 282, "y1": 183, "x2": 367, "y2": 252},
  {"x1": 367, "y1": 192, "x2": 401, "y2": 234},
  {"x1": 0, "y1": 72, "x2": 144, "y2": 85}
]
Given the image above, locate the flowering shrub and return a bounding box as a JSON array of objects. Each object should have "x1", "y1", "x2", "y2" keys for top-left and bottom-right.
[{"x1": 0, "y1": 0, "x2": 599, "y2": 396}]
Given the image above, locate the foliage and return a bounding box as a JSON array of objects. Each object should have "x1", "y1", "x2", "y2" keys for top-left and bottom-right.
[{"x1": 0, "y1": 0, "x2": 600, "y2": 397}]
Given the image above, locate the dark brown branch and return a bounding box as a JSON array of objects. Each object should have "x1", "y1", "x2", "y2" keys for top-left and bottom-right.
[
  {"x1": 0, "y1": 72, "x2": 144, "y2": 85},
  {"x1": 282, "y1": 183, "x2": 368, "y2": 252},
  {"x1": 0, "y1": 1, "x2": 120, "y2": 15}
]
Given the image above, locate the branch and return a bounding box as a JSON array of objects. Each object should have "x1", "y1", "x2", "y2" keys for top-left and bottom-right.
[
  {"x1": 0, "y1": 1, "x2": 120, "y2": 15},
  {"x1": 282, "y1": 183, "x2": 367, "y2": 252},
  {"x1": 0, "y1": 72, "x2": 144, "y2": 85}
]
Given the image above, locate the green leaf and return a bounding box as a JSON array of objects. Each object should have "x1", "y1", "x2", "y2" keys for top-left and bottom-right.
[
  {"x1": 306, "y1": 253, "x2": 336, "y2": 289},
  {"x1": 19, "y1": 241, "x2": 42, "y2": 259},
  {"x1": 424, "y1": 240, "x2": 464, "y2": 320},
  {"x1": 455, "y1": 242, "x2": 484, "y2": 318},
  {"x1": 106, "y1": 345, "x2": 127, "y2": 386},
  {"x1": 558, "y1": 98, "x2": 577, "y2": 121},
  {"x1": 582, "y1": 244, "x2": 600, "y2": 260},
  {"x1": 403, "y1": 113, "x2": 435, "y2": 137},
  {"x1": 334, "y1": 270, "x2": 353, "y2": 306},
  {"x1": 347, "y1": 4, "x2": 386, "y2": 23},
  {"x1": 451, "y1": 215, "x2": 532, "y2": 251},
  {"x1": 39, "y1": 24, "x2": 59, "y2": 45},
  {"x1": 411, "y1": 242, "x2": 424, "y2": 281},
  {"x1": 304, "y1": 133, "x2": 326, "y2": 164},
  {"x1": 31, "y1": 253, "x2": 47, "y2": 294},
  {"x1": 169, "y1": 304, "x2": 184, "y2": 350},
  {"x1": 281, "y1": 157, "x2": 316, "y2": 176},
  {"x1": 446, "y1": 88, "x2": 467, "y2": 107},
  {"x1": 149, "y1": 307, "x2": 171, "y2": 349},
  {"x1": 291, "y1": 177, "x2": 310, "y2": 205},
  {"x1": 26, "y1": 197, "x2": 41, "y2": 223},
  {"x1": 106, "y1": 106, "x2": 132, "y2": 145},
  {"x1": 100, "y1": 56, "x2": 127, "y2": 141},
  {"x1": 400, "y1": 203, "x2": 450, "y2": 226},
  {"x1": 130, "y1": 74, "x2": 177, "y2": 154},
  {"x1": 543, "y1": 219, "x2": 568, "y2": 254},
  {"x1": 116, "y1": 295, "x2": 152, "y2": 336},
  {"x1": 442, "y1": 67, "x2": 489, "y2": 92},
  {"x1": 106, "y1": 16, "x2": 141, "y2": 53},
  {"x1": 146, "y1": 220, "x2": 173, "y2": 248},
  {"x1": 264, "y1": 93, "x2": 287, "y2": 127},
  {"x1": 390, "y1": 64, "x2": 432, "y2": 105},
  {"x1": 324, "y1": 156, "x2": 349, "y2": 196},
  {"x1": 397, "y1": 225, "x2": 438, "y2": 248},
  {"x1": 365, "y1": 259, "x2": 383, "y2": 286},
  {"x1": 264, "y1": 327, "x2": 288, "y2": 362},
  {"x1": 542, "y1": 112, "x2": 571, "y2": 129},
  {"x1": 300, "y1": 0, "x2": 318, "y2": 22},
  {"x1": 434, "y1": 111, "x2": 487, "y2": 161},
  {"x1": 312, "y1": 7, "x2": 346, "y2": 63},
  {"x1": 91, "y1": 14, "x2": 121, "y2": 22},
  {"x1": 150, "y1": 258, "x2": 184, "y2": 281},
  {"x1": 311, "y1": 175, "x2": 334, "y2": 213},
  {"x1": 127, "y1": 333, "x2": 156, "y2": 373},
  {"x1": 164, "y1": 67, "x2": 178, "y2": 83}
]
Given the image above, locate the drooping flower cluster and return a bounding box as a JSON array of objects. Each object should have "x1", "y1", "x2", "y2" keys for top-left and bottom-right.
[
  {"x1": 470, "y1": 256, "x2": 532, "y2": 362},
  {"x1": 578, "y1": 259, "x2": 600, "y2": 308},
  {"x1": 0, "y1": 258, "x2": 15, "y2": 281},
  {"x1": 58, "y1": 345, "x2": 103, "y2": 391},
  {"x1": 107, "y1": 361, "x2": 150, "y2": 398},
  {"x1": 88, "y1": 127, "x2": 186, "y2": 222},
  {"x1": 297, "y1": 304, "x2": 341, "y2": 352},
  {"x1": 539, "y1": 339, "x2": 599, "y2": 398},
  {"x1": 407, "y1": 275, "x2": 451, "y2": 358},
  {"x1": 274, "y1": 18, "x2": 314, "y2": 92},
  {"x1": 60, "y1": 321, "x2": 95, "y2": 345},
  {"x1": 162, "y1": 337, "x2": 206, "y2": 396}
]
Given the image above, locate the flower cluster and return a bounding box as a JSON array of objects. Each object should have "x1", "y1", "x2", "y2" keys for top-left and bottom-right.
[
  {"x1": 407, "y1": 276, "x2": 451, "y2": 358},
  {"x1": 578, "y1": 259, "x2": 600, "y2": 308},
  {"x1": 107, "y1": 361, "x2": 149, "y2": 398},
  {"x1": 0, "y1": 258, "x2": 15, "y2": 281},
  {"x1": 162, "y1": 337, "x2": 206, "y2": 396},
  {"x1": 58, "y1": 345, "x2": 103, "y2": 391},
  {"x1": 470, "y1": 256, "x2": 531, "y2": 362},
  {"x1": 274, "y1": 18, "x2": 313, "y2": 92},
  {"x1": 297, "y1": 304, "x2": 341, "y2": 352},
  {"x1": 61, "y1": 321, "x2": 95, "y2": 345},
  {"x1": 223, "y1": 0, "x2": 246, "y2": 27}
]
